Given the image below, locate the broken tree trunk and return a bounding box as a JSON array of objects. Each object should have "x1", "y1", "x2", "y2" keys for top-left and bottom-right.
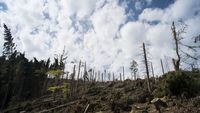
[
  {"x1": 108, "y1": 72, "x2": 111, "y2": 81},
  {"x1": 143, "y1": 42, "x2": 151, "y2": 93},
  {"x1": 113, "y1": 72, "x2": 115, "y2": 81},
  {"x1": 160, "y1": 59, "x2": 165, "y2": 75},
  {"x1": 101, "y1": 73, "x2": 104, "y2": 82},
  {"x1": 70, "y1": 65, "x2": 76, "y2": 98},
  {"x1": 104, "y1": 70, "x2": 106, "y2": 81},
  {"x1": 76, "y1": 60, "x2": 81, "y2": 95},
  {"x1": 98, "y1": 71, "x2": 100, "y2": 81},
  {"x1": 151, "y1": 62, "x2": 155, "y2": 83},
  {"x1": 38, "y1": 101, "x2": 78, "y2": 113},
  {"x1": 77, "y1": 60, "x2": 81, "y2": 81},
  {"x1": 151, "y1": 62, "x2": 155, "y2": 78},
  {"x1": 122, "y1": 66, "x2": 125, "y2": 81},
  {"x1": 95, "y1": 72, "x2": 97, "y2": 82},
  {"x1": 171, "y1": 22, "x2": 180, "y2": 71},
  {"x1": 84, "y1": 103, "x2": 90, "y2": 113},
  {"x1": 92, "y1": 69, "x2": 95, "y2": 81}
]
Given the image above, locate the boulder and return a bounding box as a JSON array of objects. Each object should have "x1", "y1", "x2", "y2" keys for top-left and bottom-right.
[{"x1": 151, "y1": 98, "x2": 167, "y2": 111}]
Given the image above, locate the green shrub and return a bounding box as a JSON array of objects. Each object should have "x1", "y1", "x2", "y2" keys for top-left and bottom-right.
[
  {"x1": 86, "y1": 86, "x2": 102, "y2": 96},
  {"x1": 152, "y1": 88, "x2": 166, "y2": 98},
  {"x1": 165, "y1": 71, "x2": 199, "y2": 97},
  {"x1": 153, "y1": 71, "x2": 200, "y2": 98}
]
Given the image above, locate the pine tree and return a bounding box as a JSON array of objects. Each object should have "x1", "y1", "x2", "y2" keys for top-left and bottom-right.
[{"x1": 3, "y1": 24, "x2": 16, "y2": 58}]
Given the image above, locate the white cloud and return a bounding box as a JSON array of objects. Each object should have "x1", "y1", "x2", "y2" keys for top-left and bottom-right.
[
  {"x1": 139, "y1": 8, "x2": 164, "y2": 22},
  {"x1": 139, "y1": 0, "x2": 200, "y2": 23},
  {"x1": 0, "y1": 0, "x2": 200, "y2": 78}
]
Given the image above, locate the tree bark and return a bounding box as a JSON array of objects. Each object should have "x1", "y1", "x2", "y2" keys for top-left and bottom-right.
[
  {"x1": 113, "y1": 72, "x2": 115, "y2": 81},
  {"x1": 171, "y1": 22, "x2": 180, "y2": 71},
  {"x1": 122, "y1": 66, "x2": 125, "y2": 81},
  {"x1": 143, "y1": 42, "x2": 151, "y2": 92},
  {"x1": 77, "y1": 60, "x2": 81, "y2": 81},
  {"x1": 160, "y1": 59, "x2": 165, "y2": 75}
]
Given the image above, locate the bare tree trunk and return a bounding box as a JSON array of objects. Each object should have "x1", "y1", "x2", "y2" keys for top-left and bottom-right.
[
  {"x1": 83, "y1": 62, "x2": 87, "y2": 82},
  {"x1": 83, "y1": 62, "x2": 87, "y2": 91},
  {"x1": 95, "y1": 72, "x2": 97, "y2": 82},
  {"x1": 98, "y1": 71, "x2": 100, "y2": 81},
  {"x1": 92, "y1": 69, "x2": 95, "y2": 81},
  {"x1": 70, "y1": 65, "x2": 76, "y2": 98},
  {"x1": 101, "y1": 73, "x2": 104, "y2": 82},
  {"x1": 143, "y1": 42, "x2": 151, "y2": 93},
  {"x1": 77, "y1": 60, "x2": 81, "y2": 81},
  {"x1": 108, "y1": 72, "x2": 110, "y2": 81},
  {"x1": 151, "y1": 62, "x2": 155, "y2": 78},
  {"x1": 113, "y1": 72, "x2": 115, "y2": 81},
  {"x1": 160, "y1": 59, "x2": 165, "y2": 75},
  {"x1": 151, "y1": 62, "x2": 155, "y2": 83},
  {"x1": 171, "y1": 22, "x2": 180, "y2": 71},
  {"x1": 122, "y1": 66, "x2": 125, "y2": 81},
  {"x1": 76, "y1": 60, "x2": 81, "y2": 94},
  {"x1": 80, "y1": 71, "x2": 83, "y2": 80},
  {"x1": 104, "y1": 70, "x2": 106, "y2": 81},
  {"x1": 134, "y1": 71, "x2": 137, "y2": 80}
]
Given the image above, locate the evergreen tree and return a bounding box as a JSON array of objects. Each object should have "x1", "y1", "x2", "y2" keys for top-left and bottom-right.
[{"x1": 3, "y1": 24, "x2": 16, "y2": 58}]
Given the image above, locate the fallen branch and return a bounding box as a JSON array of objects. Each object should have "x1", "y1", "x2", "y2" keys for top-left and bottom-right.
[
  {"x1": 38, "y1": 100, "x2": 78, "y2": 113},
  {"x1": 84, "y1": 103, "x2": 90, "y2": 113}
]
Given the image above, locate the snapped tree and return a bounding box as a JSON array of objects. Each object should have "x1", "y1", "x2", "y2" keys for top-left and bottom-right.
[{"x1": 171, "y1": 21, "x2": 200, "y2": 71}]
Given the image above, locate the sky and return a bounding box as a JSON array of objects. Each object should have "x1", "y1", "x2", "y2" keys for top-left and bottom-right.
[{"x1": 0, "y1": 0, "x2": 200, "y2": 79}]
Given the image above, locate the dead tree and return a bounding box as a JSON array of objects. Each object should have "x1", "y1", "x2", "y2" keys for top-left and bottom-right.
[
  {"x1": 92, "y1": 68, "x2": 95, "y2": 81},
  {"x1": 143, "y1": 42, "x2": 151, "y2": 92},
  {"x1": 95, "y1": 72, "x2": 97, "y2": 82},
  {"x1": 171, "y1": 21, "x2": 200, "y2": 71},
  {"x1": 82, "y1": 62, "x2": 89, "y2": 91},
  {"x1": 80, "y1": 71, "x2": 83, "y2": 80},
  {"x1": 76, "y1": 60, "x2": 81, "y2": 94},
  {"x1": 120, "y1": 73, "x2": 122, "y2": 81},
  {"x1": 104, "y1": 70, "x2": 106, "y2": 81},
  {"x1": 160, "y1": 59, "x2": 165, "y2": 75},
  {"x1": 88, "y1": 69, "x2": 93, "y2": 81},
  {"x1": 112, "y1": 72, "x2": 115, "y2": 81},
  {"x1": 130, "y1": 60, "x2": 138, "y2": 80},
  {"x1": 70, "y1": 65, "x2": 76, "y2": 98},
  {"x1": 150, "y1": 62, "x2": 155, "y2": 82},
  {"x1": 108, "y1": 72, "x2": 111, "y2": 81},
  {"x1": 171, "y1": 22, "x2": 181, "y2": 71},
  {"x1": 98, "y1": 71, "x2": 100, "y2": 81},
  {"x1": 151, "y1": 62, "x2": 156, "y2": 84},
  {"x1": 77, "y1": 60, "x2": 81, "y2": 81},
  {"x1": 83, "y1": 62, "x2": 89, "y2": 82},
  {"x1": 122, "y1": 66, "x2": 125, "y2": 81},
  {"x1": 101, "y1": 73, "x2": 104, "y2": 82}
]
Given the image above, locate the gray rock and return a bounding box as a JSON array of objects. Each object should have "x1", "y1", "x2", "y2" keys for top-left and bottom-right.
[{"x1": 151, "y1": 98, "x2": 167, "y2": 111}]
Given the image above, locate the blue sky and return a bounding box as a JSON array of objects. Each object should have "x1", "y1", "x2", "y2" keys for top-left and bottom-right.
[
  {"x1": 0, "y1": 0, "x2": 200, "y2": 78},
  {"x1": 119, "y1": 0, "x2": 175, "y2": 21}
]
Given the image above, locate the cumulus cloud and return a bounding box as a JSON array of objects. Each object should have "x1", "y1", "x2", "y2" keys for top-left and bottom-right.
[
  {"x1": 139, "y1": 8, "x2": 165, "y2": 22},
  {"x1": 0, "y1": 0, "x2": 200, "y2": 78}
]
